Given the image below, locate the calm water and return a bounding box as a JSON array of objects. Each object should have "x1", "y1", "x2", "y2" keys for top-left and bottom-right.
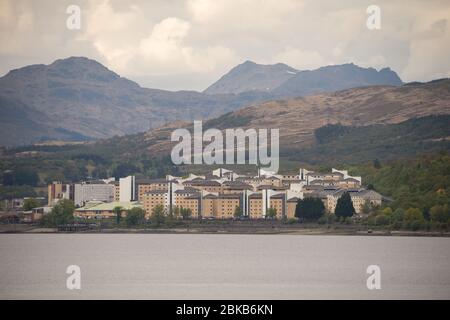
[{"x1": 0, "y1": 234, "x2": 449, "y2": 299}]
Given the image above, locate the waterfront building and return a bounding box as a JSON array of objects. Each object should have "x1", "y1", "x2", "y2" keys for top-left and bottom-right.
[
  {"x1": 74, "y1": 201, "x2": 143, "y2": 219},
  {"x1": 52, "y1": 166, "x2": 381, "y2": 220},
  {"x1": 48, "y1": 181, "x2": 72, "y2": 206},
  {"x1": 119, "y1": 175, "x2": 135, "y2": 202},
  {"x1": 136, "y1": 178, "x2": 169, "y2": 200},
  {"x1": 74, "y1": 181, "x2": 115, "y2": 207}
]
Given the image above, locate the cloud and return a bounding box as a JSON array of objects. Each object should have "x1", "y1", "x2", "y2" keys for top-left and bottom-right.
[
  {"x1": 78, "y1": 1, "x2": 239, "y2": 78},
  {"x1": 0, "y1": 0, "x2": 449, "y2": 90},
  {"x1": 273, "y1": 47, "x2": 328, "y2": 70},
  {"x1": 0, "y1": 1, "x2": 34, "y2": 55},
  {"x1": 402, "y1": 18, "x2": 450, "y2": 81}
]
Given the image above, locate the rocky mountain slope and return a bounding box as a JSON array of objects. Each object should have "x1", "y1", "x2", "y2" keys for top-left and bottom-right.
[
  {"x1": 0, "y1": 57, "x2": 403, "y2": 147},
  {"x1": 4, "y1": 80, "x2": 449, "y2": 175},
  {"x1": 272, "y1": 63, "x2": 402, "y2": 97},
  {"x1": 204, "y1": 60, "x2": 298, "y2": 94},
  {"x1": 0, "y1": 57, "x2": 271, "y2": 146},
  {"x1": 204, "y1": 61, "x2": 402, "y2": 96},
  {"x1": 139, "y1": 79, "x2": 450, "y2": 157}
]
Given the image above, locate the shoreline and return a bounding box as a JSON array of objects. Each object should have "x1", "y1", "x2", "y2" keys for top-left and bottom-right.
[{"x1": 1, "y1": 224, "x2": 449, "y2": 237}]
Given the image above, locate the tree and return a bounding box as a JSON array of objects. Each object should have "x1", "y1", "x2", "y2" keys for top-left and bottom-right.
[
  {"x1": 362, "y1": 200, "x2": 373, "y2": 214},
  {"x1": 113, "y1": 206, "x2": 123, "y2": 225},
  {"x1": 233, "y1": 206, "x2": 243, "y2": 218},
  {"x1": 0, "y1": 185, "x2": 37, "y2": 200},
  {"x1": 12, "y1": 168, "x2": 39, "y2": 186},
  {"x1": 392, "y1": 208, "x2": 404, "y2": 222},
  {"x1": 375, "y1": 214, "x2": 390, "y2": 226},
  {"x1": 125, "y1": 207, "x2": 146, "y2": 227},
  {"x1": 429, "y1": 204, "x2": 450, "y2": 223},
  {"x1": 180, "y1": 207, "x2": 192, "y2": 220},
  {"x1": 266, "y1": 207, "x2": 277, "y2": 219},
  {"x1": 2, "y1": 171, "x2": 14, "y2": 186},
  {"x1": 23, "y1": 198, "x2": 41, "y2": 211},
  {"x1": 404, "y1": 207, "x2": 424, "y2": 222},
  {"x1": 334, "y1": 192, "x2": 355, "y2": 218},
  {"x1": 63, "y1": 163, "x2": 87, "y2": 183},
  {"x1": 382, "y1": 207, "x2": 393, "y2": 216},
  {"x1": 173, "y1": 206, "x2": 180, "y2": 218},
  {"x1": 113, "y1": 163, "x2": 139, "y2": 178},
  {"x1": 295, "y1": 197, "x2": 325, "y2": 221},
  {"x1": 373, "y1": 159, "x2": 381, "y2": 169},
  {"x1": 41, "y1": 199, "x2": 75, "y2": 227},
  {"x1": 151, "y1": 204, "x2": 166, "y2": 227}
]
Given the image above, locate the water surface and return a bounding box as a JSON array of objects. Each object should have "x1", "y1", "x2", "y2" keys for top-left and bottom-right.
[{"x1": 0, "y1": 234, "x2": 449, "y2": 299}]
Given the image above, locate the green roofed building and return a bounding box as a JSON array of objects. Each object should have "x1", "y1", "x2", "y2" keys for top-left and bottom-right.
[{"x1": 74, "y1": 201, "x2": 143, "y2": 219}]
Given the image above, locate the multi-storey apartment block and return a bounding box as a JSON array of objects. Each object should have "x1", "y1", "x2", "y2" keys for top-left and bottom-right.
[
  {"x1": 71, "y1": 166, "x2": 383, "y2": 219},
  {"x1": 47, "y1": 181, "x2": 72, "y2": 206},
  {"x1": 136, "y1": 178, "x2": 169, "y2": 200},
  {"x1": 73, "y1": 181, "x2": 115, "y2": 207}
]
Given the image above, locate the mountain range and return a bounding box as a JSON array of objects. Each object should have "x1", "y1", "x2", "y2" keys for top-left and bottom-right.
[
  {"x1": 0, "y1": 57, "x2": 404, "y2": 146},
  {"x1": 204, "y1": 60, "x2": 402, "y2": 96},
  {"x1": 57, "y1": 78, "x2": 449, "y2": 163}
]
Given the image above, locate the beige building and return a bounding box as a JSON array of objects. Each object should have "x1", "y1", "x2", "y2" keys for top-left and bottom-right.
[
  {"x1": 184, "y1": 180, "x2": 222, "y2": 193},
  {"x1": 337, "y1": 178, "x2": 361, "y2": 189},
  {"x1": 201, "y1": 194, "x2": 218, "y2": 218},
  {"x1": 47, "y1": 181, "x2": 71, "y2": 206},
  {"x1": 216, "y1": 193, "x2": 241, "y2": 219},
  {"x1": 174, "y1": 190, "x2": 200, "y2": 218},
  {"x1": 326, "y1": 189, "x2": 383, "y2": 215},
  {"x1": 141, "y1": 190, "x2": 167, "y2": 218},
  {"x1": 286, "y1": 197, "x2": 299, "y2": 219},
  {"x1": 136, "y1": 179, "x2": 169, "y2": 200},
  {"x1": 222, "y1": 181, "x2": 252, "y2": 194},
  {"x1": 248, "y1": 193, "x2": 285, "y2": 219},
  {"x1": 110, "y1": 181, "x2": 120, "y2": 201}
]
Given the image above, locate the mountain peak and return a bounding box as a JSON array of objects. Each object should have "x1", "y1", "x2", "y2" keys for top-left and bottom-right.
[
  {"x1": 272, "y1": 63, "x2": 402, "y2": 96},
  {"x1": 47, "y1": 56, "x2": 120, "y2": 82},
  {"x1": 205, "y1": 61, "x2": 402, "y2": 95},
  {"x1": 241, "y1": 60, "x2": 257, "y2": 65},
  {"x1": 204, "y1": 60, "x2": 298, "y2": 94}
]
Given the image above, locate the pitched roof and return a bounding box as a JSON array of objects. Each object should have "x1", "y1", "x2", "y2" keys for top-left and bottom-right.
[{"x1": 76, "y1": 201, "x2": 143, "y2": 211}]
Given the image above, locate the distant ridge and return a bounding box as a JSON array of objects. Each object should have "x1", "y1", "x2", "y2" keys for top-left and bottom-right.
[
  {"x1": 205, "y1": 61, "x2": 402, "y2": 96},
  {"x1": 0, "y1": 57, "x2": 403, "y2": 146}
]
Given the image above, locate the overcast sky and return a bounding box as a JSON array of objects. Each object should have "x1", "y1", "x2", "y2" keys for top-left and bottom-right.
[{"x1": 1, "y1": 0, "x2": 449, "y2": 91}]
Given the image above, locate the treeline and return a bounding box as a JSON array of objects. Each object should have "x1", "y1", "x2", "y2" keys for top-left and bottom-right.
[
  {"x1": 347, "y1": 152, "x2": 450, "y2": 230},
  {"x1": 282, "y1": 115, "x2": 450, "y2": 165},
  {"x1": 350, "y1": 152, "x2": 449, "y2": 212},
  {"x1": 0, "y1": 153, "x2": 183, "y2": 199}
]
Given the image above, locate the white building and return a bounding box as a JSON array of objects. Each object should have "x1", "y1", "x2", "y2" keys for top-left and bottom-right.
[
  {"x1": 119, "y1": 175, "x2": 135, "y2": 202},
  {"x1": 332, "y1": 168, "x2": 362, "y2": 184},
  {"x1": 74, "y1": 182, "x2": 115, "y2": 207}
]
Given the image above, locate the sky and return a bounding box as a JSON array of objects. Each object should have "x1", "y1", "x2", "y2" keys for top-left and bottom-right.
[{"x1": 1, "y1": 0, "x2": 449, "y2": 91}]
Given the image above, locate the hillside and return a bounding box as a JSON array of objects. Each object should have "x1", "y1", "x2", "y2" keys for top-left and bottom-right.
[
  {"x1": 0, "y1": 57, "x2": 403, "y2": 147},
  {"x1": 284, "y1": 115, "x2": 450, "y2": 165},
  {"x1": 139, "y1": 79, "x2": 450, "y2": 157},
  {"x1": 0, "y1": 57, "x2": 272, "y2": 146},
  {"x1": 349, "y1": 152, "x2": 450, "y2": 212},
  {"x1": 2, "y1": 79, "x2": 449, "y2": 191}
]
